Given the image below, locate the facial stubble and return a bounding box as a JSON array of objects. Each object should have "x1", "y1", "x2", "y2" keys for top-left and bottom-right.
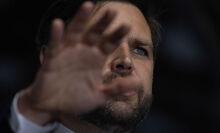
[{"x1": 78, "y1": 85, "x2": 152, "y2": 132}]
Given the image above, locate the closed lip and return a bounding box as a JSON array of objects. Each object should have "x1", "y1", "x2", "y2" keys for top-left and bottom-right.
[{"x1": 122, "y1": 90, "x2": 137, "y2": 97}]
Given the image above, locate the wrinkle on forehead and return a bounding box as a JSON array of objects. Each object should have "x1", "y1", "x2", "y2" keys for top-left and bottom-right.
[{"x1": 87, "y1": 1, "x2": 152, "y2": 43}]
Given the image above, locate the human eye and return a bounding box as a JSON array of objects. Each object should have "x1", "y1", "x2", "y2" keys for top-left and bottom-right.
[{"x1": 132, "y1": 47, "x2": 148, "y2": 56}]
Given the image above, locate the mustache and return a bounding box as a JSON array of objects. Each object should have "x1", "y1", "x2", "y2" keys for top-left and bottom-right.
[
  {"x1": 102, "y1": 72, "x2": 143, "y2": 95},
  {"x1": 102, "y1": 72, "x2": 133, "y2": 84},
  {"x1": 102, "y1": 72, "x2": 118, "y2": 84}
]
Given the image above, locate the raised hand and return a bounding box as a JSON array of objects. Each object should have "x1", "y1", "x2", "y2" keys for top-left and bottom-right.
[{"x1": 18, "y1": 1, "x2": 140, "y2": 125}]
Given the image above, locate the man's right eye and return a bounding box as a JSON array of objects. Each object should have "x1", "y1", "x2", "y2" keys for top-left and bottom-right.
[{"x1": 132, "y1": 47, "x2": 148, "y2": 56}]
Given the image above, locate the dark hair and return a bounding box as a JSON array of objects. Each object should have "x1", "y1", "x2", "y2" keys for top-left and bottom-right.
[{"x1": 35, "y1": 0, "x2": 161, "y2": 54}]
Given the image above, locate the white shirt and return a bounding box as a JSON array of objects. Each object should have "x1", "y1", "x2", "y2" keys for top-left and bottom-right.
[{"x1": 9, "y1": 93, "x2": 75, "y2": 133}]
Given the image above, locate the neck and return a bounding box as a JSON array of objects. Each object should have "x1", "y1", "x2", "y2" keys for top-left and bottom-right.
[{"x1": 59, "y1": 114, "x2": 130, "y2": 133}]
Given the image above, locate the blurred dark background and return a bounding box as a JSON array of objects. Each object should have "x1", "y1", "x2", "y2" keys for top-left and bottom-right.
[{"x1": 0, "y1": 0, "x2": 219, "y2": 133}]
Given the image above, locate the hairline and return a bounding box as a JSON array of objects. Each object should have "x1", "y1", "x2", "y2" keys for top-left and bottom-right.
[{"x1": 36, "y1": 0, "x2": 160, "y2": 57}]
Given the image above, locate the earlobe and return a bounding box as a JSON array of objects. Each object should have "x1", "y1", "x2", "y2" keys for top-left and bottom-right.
[{"x1": 40, "y1": 45, "x2": 48, "y2": 65}]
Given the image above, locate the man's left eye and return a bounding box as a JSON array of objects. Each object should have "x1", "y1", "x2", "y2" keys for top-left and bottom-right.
[{"x1": 132, "y1": 47, "x2": 148, "y2": 56}]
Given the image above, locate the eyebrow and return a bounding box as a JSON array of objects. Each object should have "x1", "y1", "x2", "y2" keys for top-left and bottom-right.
[{"x1": 128, "y1": 37, "x2": 153, "y2": 48}]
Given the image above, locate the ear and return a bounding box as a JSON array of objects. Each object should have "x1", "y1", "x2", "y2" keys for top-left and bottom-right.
[{"x1": 40, "y1": 45, "x2": 48, "y2": 65}]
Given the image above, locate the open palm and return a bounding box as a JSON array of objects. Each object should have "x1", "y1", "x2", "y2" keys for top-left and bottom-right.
[{"x1": 27, "y1": 2, "x2": 139, "y2": 116}]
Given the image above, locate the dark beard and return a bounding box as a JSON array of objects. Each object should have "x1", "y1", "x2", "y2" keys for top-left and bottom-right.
[{"x1": 78, "y1": 93, "x2": 152, "y2": 133}]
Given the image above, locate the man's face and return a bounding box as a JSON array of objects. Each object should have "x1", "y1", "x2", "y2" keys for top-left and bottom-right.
[{"x1": 81, "y1": 1, "x2": 154, "y2": 131}]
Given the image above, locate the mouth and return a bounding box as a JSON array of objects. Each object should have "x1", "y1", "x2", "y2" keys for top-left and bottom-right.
[
  {"x1": 103, "y1": 72, "x2": 139, "y2": 97},
  {"x1": 122, "y1": 90, "x2": 136, "y2": 97},
  {"x1": 111, "y1": 89, "x2": 138, "y2": 102}
]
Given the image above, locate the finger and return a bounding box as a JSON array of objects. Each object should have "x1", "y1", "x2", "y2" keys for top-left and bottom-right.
[
  {"x1": 98, "y1": 25, "x2": 131, "y2": 54},
  {"x1": 65, "y1": 2, "x2": 94, "y2": 46},
  {"x1": 48, "y1": 18, "x2": 64, "y2": 58},
  {"x1": 82, "y1": 10, "x2": 117, "y2": 46},
  {"x1": 100, "y1": 76, "x2": 141, "y2": 97},
  {"x1": 87, "y1": 71, "x2": 102, "y2": 91}
]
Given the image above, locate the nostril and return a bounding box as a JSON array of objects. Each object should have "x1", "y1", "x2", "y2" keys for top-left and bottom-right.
[
  {"x1": 112, "y1": 58, "x2": 133, "y2": 72},
  {"x1": 115, "y1": 64, "x2": 132, "y2": 70},
  {"x1": 116, "y1": 64, "x2": 124, "y2": 70}
]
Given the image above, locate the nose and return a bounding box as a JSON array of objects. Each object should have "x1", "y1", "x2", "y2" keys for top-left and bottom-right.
[{"x1": 111, "y1": 56, "x2": 133, "y2": 76}]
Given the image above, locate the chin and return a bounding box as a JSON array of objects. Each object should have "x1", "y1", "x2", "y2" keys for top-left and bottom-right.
[
  {"x1": 78, "y1": 91, "x2": 152, "y2": 132},
  {"x1": 104, "y1": 95, "x2": 139, "y2": 119}
]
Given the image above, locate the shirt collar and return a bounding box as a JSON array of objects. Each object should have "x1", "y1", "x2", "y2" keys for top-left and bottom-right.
[{"x1": 54, "y1": 123, "x2": 75, "y2": 133}]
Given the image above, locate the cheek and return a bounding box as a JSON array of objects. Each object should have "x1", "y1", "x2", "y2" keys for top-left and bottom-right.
[{"x1": 133, "y1": 59, "x2": 153, "y2": 95}]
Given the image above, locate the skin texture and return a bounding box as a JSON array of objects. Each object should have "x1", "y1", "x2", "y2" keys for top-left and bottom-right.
[
  {"x1": 90, "y1": 1, "x2": 153, "y2": 118},
  {"x1": 18, "y1": 1, "x2": 154, "y2": 133}
]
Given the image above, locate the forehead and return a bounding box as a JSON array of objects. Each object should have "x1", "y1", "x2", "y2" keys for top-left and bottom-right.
[{"x1": 88, "y1": 1, "x2": 152, "y2": 43}]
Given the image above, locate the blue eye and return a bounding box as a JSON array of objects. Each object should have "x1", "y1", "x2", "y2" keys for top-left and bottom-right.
[{"x1": 132, "y1": 47, "x2": 148, "y2": 56}]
